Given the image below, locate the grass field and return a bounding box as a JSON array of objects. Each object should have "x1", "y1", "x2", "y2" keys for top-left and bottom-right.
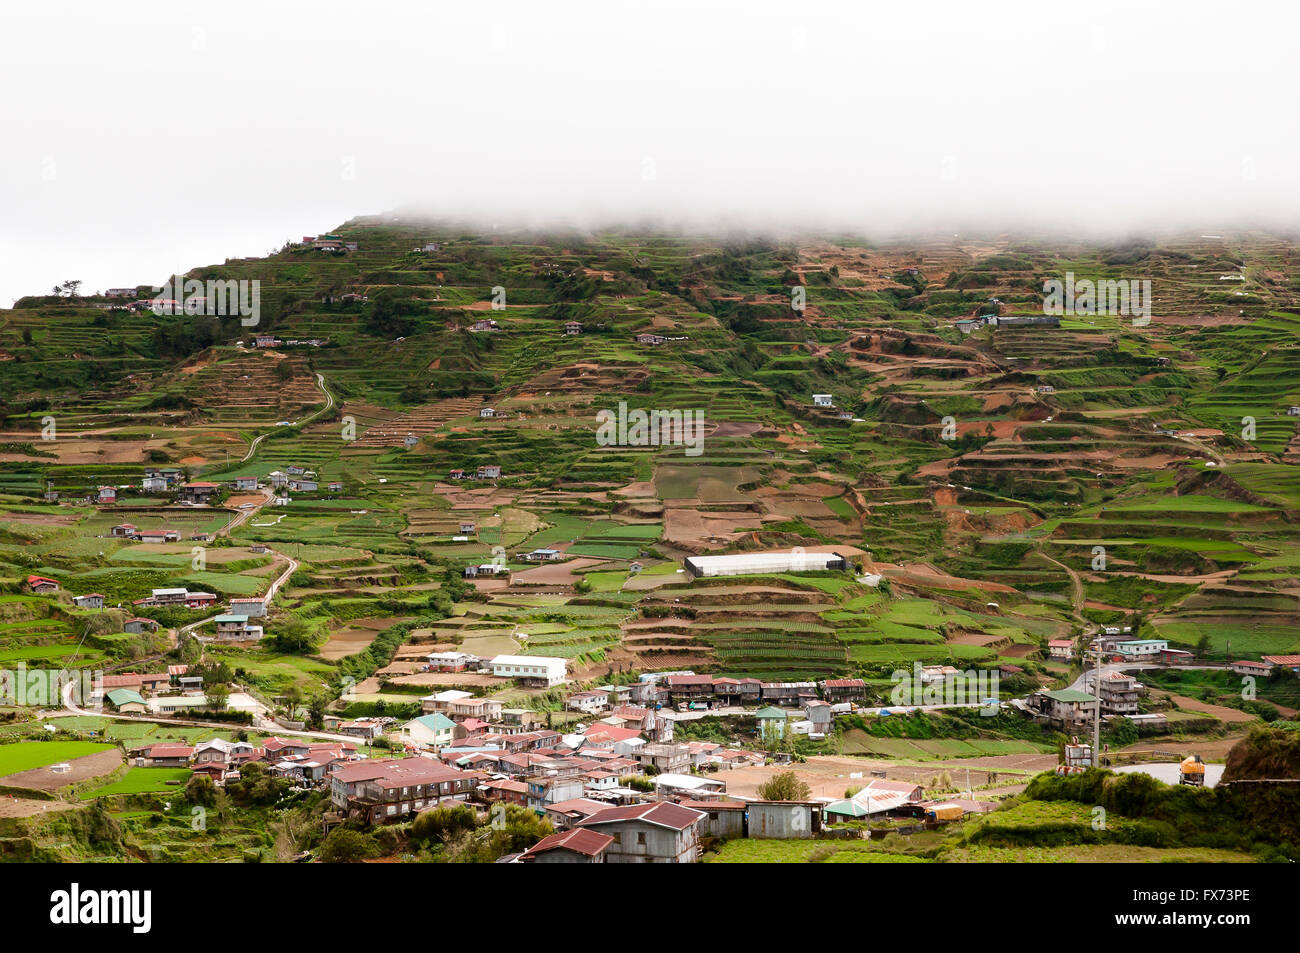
[
  {"x1": 706, "y1": 840, "x2": 929, "y2": 863},
  {"x1": 0, "y1": 740, "x2": 114, "y2": 775},
  {"x1": 87, "y1": 766, "x2": 192, "y2": 796}
]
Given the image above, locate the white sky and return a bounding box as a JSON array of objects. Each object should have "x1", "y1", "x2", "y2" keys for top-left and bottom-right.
[{"x1": 2, "y1": 0, "x2": 1298, "y2": 305}]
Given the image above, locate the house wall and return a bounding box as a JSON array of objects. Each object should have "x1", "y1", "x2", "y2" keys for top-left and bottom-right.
[
  {"x1": 696, "y1": 809, "x2": 745, "y2": 840},
  {"x1": 748, "y1": 803, "x2": 818, "y2": 839},
  {"x1": 529, "y1": 849, "x2": 603, "y2": 864},
  {"x1": 600, "y1": 821, "x2": 698, "y2": 863}
]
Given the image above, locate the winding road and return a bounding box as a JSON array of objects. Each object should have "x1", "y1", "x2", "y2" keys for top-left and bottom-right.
[{"x1": 240, "y1": 370, "x2": 334, "y2": 463}]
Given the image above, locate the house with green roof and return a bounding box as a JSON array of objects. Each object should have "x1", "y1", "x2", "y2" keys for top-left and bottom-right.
[
  {"x1": 1032, "y1": 688, "x2": 1098, "y2": 729},
  {"x1": 754, "y1": 706, "x2": 789, "y2": 744},
  {"x1": 105, "y1": 688, "x2": 148, "y2": 713},
  {"x1": 214, "y1": 613, "x2": 263, "y2": 642},
  {"x1": 401, "y1": 712, "x2": 457, "y2": 748}
]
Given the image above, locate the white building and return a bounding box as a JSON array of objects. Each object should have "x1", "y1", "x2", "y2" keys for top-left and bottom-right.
[
  {"x1": 489, "y1": 655, "x2": 568, "y2": 687},
  {"x1": 812, "y1": 394, "x2": 834, "y2": 408},
  {"x1": 1114, "y1": 639, "x2": 1169, "y2": 659},
  {"x1": 684, "y1": 550, "x2": 849, "y2": 578}
]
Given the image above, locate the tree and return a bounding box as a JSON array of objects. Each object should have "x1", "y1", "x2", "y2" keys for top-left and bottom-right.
[
  {"x1": 757, "y1": 771, "x2": 811, "y2": 802},
  {"x1": 269, "y1": 615, "x2": 320, "y2": 654},
  {"x1": 319, "y1": 828, "x2": 378, "y2": 863},
  {"x1": 186, "y1": 774, "x2": 217, "y2": 806},
  {"x1": 205, "y1": 683, "x2": 230, "y2": 711}
]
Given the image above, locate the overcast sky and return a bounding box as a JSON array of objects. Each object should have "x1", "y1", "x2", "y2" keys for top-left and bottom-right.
[{"x1": 2, "y1": 0, "x2": 1297, "y2": 305}]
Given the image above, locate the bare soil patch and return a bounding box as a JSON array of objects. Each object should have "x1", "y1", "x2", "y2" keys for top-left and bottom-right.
[{"x1": 0, "y1": 748, "x2": 123, "y2": 792}]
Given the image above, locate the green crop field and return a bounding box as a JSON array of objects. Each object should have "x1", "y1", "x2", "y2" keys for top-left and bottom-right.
[
  {"x1": 87, "y1": 767, "x2": 193, "y2": 796},
  {"x1": 0, "y1": 741, "x2": 114, "y2": 775}
]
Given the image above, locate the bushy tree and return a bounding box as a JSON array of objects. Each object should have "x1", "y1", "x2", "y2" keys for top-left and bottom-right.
[
  {"x1": 757, "y1": 771, "x2": 812, "y2": 802},
  {"x1": 319, "y1": 828, "x2": 378, "y2": 863}
]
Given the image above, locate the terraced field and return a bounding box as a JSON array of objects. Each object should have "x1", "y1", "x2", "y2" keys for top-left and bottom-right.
[{"x1": 3, "y1": 224, "x2": 1300, "y2": 712}]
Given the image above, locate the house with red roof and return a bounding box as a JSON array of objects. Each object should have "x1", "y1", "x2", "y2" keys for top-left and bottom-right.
[
  {"x1": 1047, "y1": 639, "x2": 1075, "y2": 660},
  {"x1": 328, "y1": 758, "x2": 479, "y2": 823},
  {"x1": 819, "y1": 677, "x2": 867, "y2": 702},
  {"x1": 517, "y1": 827, "x2": 614, "y2": 864},
  {"x1": 575, "y1": 802, "x2": 706, "y2": 863},
  {"x1": 26, "y1": 575, "x2": 59, "y2": 593},
  {"x1": 136, "y1": 744, "x2": 194, "y2": 768},
  {"x1": 177, "y1": 482, "x2": 221, "y2": 503}
]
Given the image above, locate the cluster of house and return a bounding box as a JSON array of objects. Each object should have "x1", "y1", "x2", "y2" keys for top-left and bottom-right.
[
  {"x1": 265, "y1": 468, "x2": 342, "y2": 493},
  {"x1": 1048, "y1": 634, "x2": 1196, "y2": 666},
  {"x1": 109, "y1": 524, "x2": 190, "y2": 543},
  {"x1": 1233, "y1": 655, "x2": 1300, "y2": 676},
  {"x1": 647, "y1": 673, "x2": 867, "y2": 709},
  {"x1": 133, "y1": 587, "x2": 220, "y2": 610},
  {"x1": 98, "y1": 664, "x2": 206, "y2": 713},
  {"x1": 809, "y1": 394, "x2": 855, "y2": 420},
  {"x1": 447, "y1": 464, "x2": 502, "y2": 480},
  {"x1": 308, "y1": 688, "x2": 776, "y2": 852},
  {"x1": 322, "y1": 292, "x2": 367, "y2": 305},
  {"x1": 421, "y1": 654, "x2": 570, "y2": 687},
  {"x1": 140, "y1": 470, "x2": 239, "y2": 504},
  {"x1": 635, "y1": 333, "x2": 689, "y2": 346},
  {"x1": 298, "y1": 234, "x2": 359, "y2": 253},
  {"x1": 133, "y1": 735, "x2": 362, "y2": 784},
  {"x1": 955, "y1": 314, "x2": 1061, "y2": 334}
]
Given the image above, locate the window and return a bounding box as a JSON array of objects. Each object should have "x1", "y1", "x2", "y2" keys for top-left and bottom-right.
[{"x1": 637, "y1": 831, "x2": 646, "y2": 845}]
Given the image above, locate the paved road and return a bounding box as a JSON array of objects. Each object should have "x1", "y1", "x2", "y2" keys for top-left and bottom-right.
[
  {"x1": 174, "y1": 488, "x2": 298, "y2": 639},
  {"x1": 1112, "y1": 762, "x2": 1225, "y2": 788},
  {"x1": 58, "y1": 681, "x2": 358, "y2": 743},
  {"x1": 239, "y1": 370, "x2": 334, "y2": 463}
]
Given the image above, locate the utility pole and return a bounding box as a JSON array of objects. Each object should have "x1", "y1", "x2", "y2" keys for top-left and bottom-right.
[{"x1": 1092, "y1": 650, "x2": 1102, "y2": 768}]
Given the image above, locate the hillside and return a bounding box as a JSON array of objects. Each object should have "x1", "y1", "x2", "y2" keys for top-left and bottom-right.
[{"x1": 2, "y1": 221, "x2": 1300, "y2": 698}]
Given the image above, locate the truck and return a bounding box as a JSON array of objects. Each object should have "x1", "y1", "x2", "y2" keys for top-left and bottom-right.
[{"x1": 1179, "y1": 755, "x2": 1206, "y2": 786}]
